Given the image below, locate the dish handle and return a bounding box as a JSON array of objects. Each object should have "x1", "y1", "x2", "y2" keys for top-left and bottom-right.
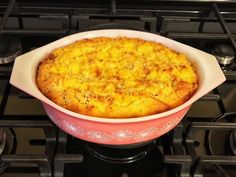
[
  {"x1": 190, "y1": 50, "x2": 226, "y2": 103},
  {"x1": 10, "y1": 48, "x2": 47, "y2": 101}
]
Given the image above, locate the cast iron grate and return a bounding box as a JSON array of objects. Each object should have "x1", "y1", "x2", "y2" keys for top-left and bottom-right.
[{"x1": 0, "y1": 0, "x2": 236, "y2": 177}]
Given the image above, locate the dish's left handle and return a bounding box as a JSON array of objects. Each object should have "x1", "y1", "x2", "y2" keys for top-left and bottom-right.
[{"x1": 10, "y1": 49, "x2": 45, "y2": 101}]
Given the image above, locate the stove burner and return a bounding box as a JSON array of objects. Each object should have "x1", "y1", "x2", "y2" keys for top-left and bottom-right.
[
  {"x1": 0, "y1": 35, "x2": 22, "y2": 64},
  {"x1": 204, "y1": 113, "x2": 236, "y2": 177},
  {"x1": 86, "y1": 141, "x2": 156, "y2": 164},
  {"x1": 83, "y1": 140, "x2": 163, "y2": 177},
  {"x1": 229, "y1": 131, "x2": 236, "y2": 156},
  {"x1": 0, "y1": 129, "x2": 7, "y2": 156},
  {"x1": 213, "y1": 44, "x2": 235, "y2": 66},
  {"x1": 0, "y1": 128, "x2": 16, "y2": 174},
  {"x1": 205, "y1": 112, "x2": 236, "y2": 156},
  {"x1": 104, "y1": 140, "x2": 155, "y2": 149}
]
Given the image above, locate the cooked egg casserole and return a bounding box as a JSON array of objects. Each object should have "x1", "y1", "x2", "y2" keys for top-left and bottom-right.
[{"x1": 36, "y1": 37, "x2": 198, "y2": 118}]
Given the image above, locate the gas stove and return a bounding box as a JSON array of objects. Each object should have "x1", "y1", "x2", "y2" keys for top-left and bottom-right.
[{"x1": 0, "y1": 0, "x2": 236, "y2": 177}]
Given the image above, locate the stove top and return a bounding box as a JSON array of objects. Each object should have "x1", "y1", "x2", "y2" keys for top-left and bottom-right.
[{"x1": 0, "y1": 0, "x2": 236, "y2": 177}]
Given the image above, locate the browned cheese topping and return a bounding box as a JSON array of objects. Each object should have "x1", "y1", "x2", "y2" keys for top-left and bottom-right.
[{"x1": 36, "y1": 37, "x2": 198, "y2": 118}]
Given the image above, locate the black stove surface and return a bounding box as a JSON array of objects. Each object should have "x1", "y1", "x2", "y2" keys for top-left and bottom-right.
[{"x1": 1, "y1": 0, "x2": 236, "y2": 177}]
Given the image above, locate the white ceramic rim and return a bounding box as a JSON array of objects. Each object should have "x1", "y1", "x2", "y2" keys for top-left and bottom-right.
[{"x1": 10, "y1": 29, "x2": 226, "y2": 123}]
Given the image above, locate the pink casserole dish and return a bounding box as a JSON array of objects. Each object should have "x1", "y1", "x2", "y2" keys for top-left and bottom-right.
[{"x1": 10, "y1": 29, "x2": 226, "y2": 145}]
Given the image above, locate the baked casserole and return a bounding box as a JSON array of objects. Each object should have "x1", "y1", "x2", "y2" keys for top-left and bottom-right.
[{"x1": 36, "y1": 37, "x2": 198, "y2": 118}]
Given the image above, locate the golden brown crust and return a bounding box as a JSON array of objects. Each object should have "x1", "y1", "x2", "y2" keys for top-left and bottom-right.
[{"x1": 36, "y1": 37, "x2": 198, "y2": 118}]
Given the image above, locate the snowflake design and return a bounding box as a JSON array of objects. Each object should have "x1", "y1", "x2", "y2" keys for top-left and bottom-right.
[
  {"x1": 112, "y1": 130, "x2": 134, "y2": 141},
  {"x1": 62, "y1": 120, "x2": 85, "y2": 136},
  {"x1": 134, "y1": 127, "x2": 158, "y2": 140},
  {"x1": 165, "y1": 121, "x2": 174, "y2": 130},
  {"x1": 87, "y1": 131, "x2": 111, "y2": 143},
  {"x1": 47, "y1": 111, "x2": 56, "y2": 120},
  {"x1": 47, "y1": 112, "x2": 63, "y2": 127},
  {"x1": 161, "y1": 118, "x2": 179, "y2": 132}
]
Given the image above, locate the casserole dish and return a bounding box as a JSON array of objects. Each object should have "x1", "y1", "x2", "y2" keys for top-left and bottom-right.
[{"x1": 10, "y1": 29, "x2": 226, "y2": 145}]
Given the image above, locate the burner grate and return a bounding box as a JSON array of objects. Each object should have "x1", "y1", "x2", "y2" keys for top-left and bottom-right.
[
  {"x1": 185, "y1": 119, "x2": 236, "y2": 177},
  {"x1": 0, "y1": 0, "x2": 236, "y2": 177},
  {"x1": 1, "y1": 154, "x2": 51, "y2": 177},
  {"x1": 0, "y1": 120, "x2": 56, "y2": 177}
]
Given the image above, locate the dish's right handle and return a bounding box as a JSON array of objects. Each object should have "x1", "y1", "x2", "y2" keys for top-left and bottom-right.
[{"x1": 191, "y1": 49, "x2": 226, "y2": 103}]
